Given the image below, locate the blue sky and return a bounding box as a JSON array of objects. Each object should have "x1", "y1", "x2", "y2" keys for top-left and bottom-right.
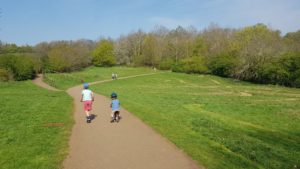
[{"x1": 1, "y1": 0, "x2": 300, "y2": 45}]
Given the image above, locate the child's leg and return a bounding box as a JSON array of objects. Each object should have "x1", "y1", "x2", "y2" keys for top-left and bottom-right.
[
  {"x1": 84, "y1": 101, "x2": 92, "y2": 122},
  {"x1": 115, "y1": 111, "x2": 120, "y2": 122},
  {"x1": 85, "y1": 110, "x2": 90, "y2": 117},
  {"x1": 110, "y1": 111, "x2": 115, "y2": 122},
  {"x1": 111, "y1": 111, "x2": 114, "y2": 118}
]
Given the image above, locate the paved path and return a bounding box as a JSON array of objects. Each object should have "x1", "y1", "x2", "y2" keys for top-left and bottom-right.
[{"x1": 33, "y1": 74, "x2": 202, "y2": 169}]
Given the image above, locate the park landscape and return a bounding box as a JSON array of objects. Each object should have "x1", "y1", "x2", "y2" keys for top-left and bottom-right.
[
  {"x1": 1, "y1": 1, "x2": 300, "y2": 169},
  {"x1": 1, "y1": 66, "x2": 299, "y2": 169}
]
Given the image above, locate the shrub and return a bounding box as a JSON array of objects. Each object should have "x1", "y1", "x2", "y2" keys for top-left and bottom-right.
[
  {"x1": 11, "y1": 56, "x2": 35, "y2": 80},
  {"x1": 208, "y1": 54, "x2": 238, "y2": 77},
  {"x1": 279, "y1": 53, "x2": 300, "y2": 87},
  {"x1": 172, "y1": 56, "x2": 208, "y2": 74},
  {"x1": 0, "y1": 54, "x2": 36, "y2": 81},
  {"x1": 0, "y1": 69, "x2": 12, "y2": 81},
  {"x1": 258, "y1": 62, "x2": 289, "y2": 85},
  {"x1": 159, "y1": 58, "x2": 174, "y2": 70}
]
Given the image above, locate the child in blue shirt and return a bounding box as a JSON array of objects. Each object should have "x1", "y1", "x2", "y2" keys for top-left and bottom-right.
[{"x1": 110, "y1": 92, "x2": 120, "y2": 123}]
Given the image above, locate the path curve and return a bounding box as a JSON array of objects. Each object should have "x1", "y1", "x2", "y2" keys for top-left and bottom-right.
[
  {"x1": 33, "y1": 73, "x2": 202, "y2": 169},
  {"x1": 32, "y1": 74, "x2": 62, "y2": 91}
]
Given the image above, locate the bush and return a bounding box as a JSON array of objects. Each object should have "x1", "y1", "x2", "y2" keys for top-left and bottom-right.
[
  {"x1": 159, "y1": 58, "x2": 174, "y2": 70},
  {"x1": 208, "y1": 54, "x2": 238, "y2": 77},
  {"x1": 172, "y1": 56, "x2": 208, "y2": 74},
  {"x1": 257, "y1": 53, "x2": 300, "y2": 87},
  {"x1": 0, "y1": 69, "x2": 12, "y2": 81},
  {"x1": 12, "y1": 56, "x2": 36, "y2": 80},
  {"x1": 0, "y1": 54, "x2": 36, "y2": 81},
  {"x1": 258, "y1": 62, "x2": 290, "y2": 85},
  {"x1": 279, "y1": 53, "x2": 300, "y2": 87}
]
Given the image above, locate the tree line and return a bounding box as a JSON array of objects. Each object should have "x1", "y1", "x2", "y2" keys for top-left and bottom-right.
[{"x1": 0, "y1": 23, "x2": 300, "y2": 87}]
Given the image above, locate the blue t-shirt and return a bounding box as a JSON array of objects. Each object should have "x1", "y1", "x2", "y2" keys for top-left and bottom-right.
[{"x1": 111, "y1": 99, "x2": 120, "y2": 111}]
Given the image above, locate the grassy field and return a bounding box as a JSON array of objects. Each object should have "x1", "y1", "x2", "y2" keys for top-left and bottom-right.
[
  {"x1": 0, "y1": 81, "x2": 73, "y2": 169},
  {"x1": 44, "y1": 66, "x2": 157, "y2": 90},
  {"x1": 90, "y1": 72, "x2": 300, "y2": 169}
]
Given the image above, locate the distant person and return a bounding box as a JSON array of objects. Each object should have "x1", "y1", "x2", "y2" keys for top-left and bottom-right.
[
  {"x1": 112, "y1": 73, "x2": 115, "y2": 80},
  {"x1": 115, "y1": 73, "x2": 118, "y2": 80},
  {"x1": 110, "y1": 92, "x2": 120, "y2": 123},
  {"x1": 80, "y1": 83, "x2": 94, "y2": 123}
]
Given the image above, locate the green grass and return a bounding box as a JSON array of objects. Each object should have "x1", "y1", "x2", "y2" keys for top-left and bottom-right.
[
  {"x1": 90, "y1": 72, "x2": 300, "y2": 169},
  {"x1": 0, "y1": 81, "x2": 73, "y2": 169},
  {"x1": 44, "y1": 66, "x2": 157, "y2": 90}
]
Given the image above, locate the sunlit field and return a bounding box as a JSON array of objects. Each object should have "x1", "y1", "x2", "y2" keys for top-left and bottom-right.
[{"x1": 92, "y1": 71, "x2": 300, "y2": 169}]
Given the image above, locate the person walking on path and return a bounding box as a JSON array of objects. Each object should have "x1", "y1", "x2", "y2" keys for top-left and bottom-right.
[{"x1": 80, "y1": 83, "x2": 94, "y2": 123}]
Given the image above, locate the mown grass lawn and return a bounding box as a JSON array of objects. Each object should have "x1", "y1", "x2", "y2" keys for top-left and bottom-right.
[
  {"x1": 44, "y1": 66, "x2": 157, "y2": 90},
  {"x1": 0, "y1": 81, "x2": 73, "y2": 169},
  {"x1": 91, "y1": 72, "x2": 300, "y2": 169}
]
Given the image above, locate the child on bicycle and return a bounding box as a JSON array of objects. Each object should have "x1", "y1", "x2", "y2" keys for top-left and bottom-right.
[{"x1": 110, "y1": 92, "x2": 120, "y2": 123}]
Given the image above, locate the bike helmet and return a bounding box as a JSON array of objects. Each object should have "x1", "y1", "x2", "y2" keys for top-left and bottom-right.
[
  {"x1": 111, "y1": 92, "x2": 117, "y2": 98},
  {"x1": 83, "y1": 83, "x2": 89, "y2": 89}
]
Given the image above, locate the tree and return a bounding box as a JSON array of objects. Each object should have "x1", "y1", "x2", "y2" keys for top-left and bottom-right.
[
  {"x1": 284, "y1": 30, "x2": 300, "y2": 53},
  {"x1": 92, "y1": 39, "x2": 116, "y2": 66},
  {"x1": 166, "y1": 26, "x2": 196, "y2": 63},
  {"x1": 128, "y1": 30, "x2": 146, "y2": 66},
  {"x1": 47, "y1": 42, "x2": 72, "y2": 72},
  {"x1": 234, "y1": 24, "x2": 284, "y2": 81},
  {"x1": 202, "y1": 24, "x2": 237, "y2": 58},
  {"x1": 142, "y1": 34, "x2": 158, "y2": 66},
  {"x1": 114, "y1": 35, "x2": 131, "y2": 65}
]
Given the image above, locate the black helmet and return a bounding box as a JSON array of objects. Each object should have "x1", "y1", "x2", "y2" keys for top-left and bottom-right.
[{"x1": 111, "y1": 92, "x2": 117, "y2": 98}]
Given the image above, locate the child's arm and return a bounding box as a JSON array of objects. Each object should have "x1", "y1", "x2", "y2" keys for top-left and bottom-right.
[{"x1": 91, "y1": 92, "x2": 94, "y2": 102}]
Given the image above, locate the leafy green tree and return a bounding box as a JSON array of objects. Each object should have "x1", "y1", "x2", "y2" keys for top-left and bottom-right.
[
  {"x1": 284, "y1": 30, "x2": 300, "y2": 53},
  {"x1": 47, "y1": 43, "x2": 72, "y2": 72},
  {"x1": 284, "y1": 30, "x2": 300, "y2": 43},
  {"x1": 92, "y1": 39, "x2": 116, "y2": 66},
  {"x1": 192, "y1": 35, "x2": 208, "y2": 57}
]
